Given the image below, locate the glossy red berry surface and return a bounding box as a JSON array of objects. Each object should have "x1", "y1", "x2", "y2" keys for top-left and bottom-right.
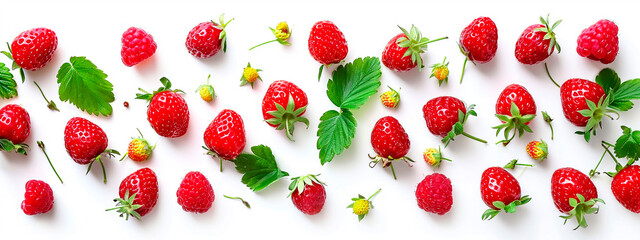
[
  {"x1": 0, "y1": 104, "x2": 31, "y2": 144},
  {"x1": 21, "y1": 180, "x2": 54, "y2": 215},
  {"x1": 551, "y1": 167, "x2": 598, "y2": 213},
  {"x1": 177, "y1": 171, "x2": 215, "y2": 213},
  {"x1": 381, "y1": 33, "x2": 415, "y2": 72},
  {"x1": 118, "y1": 168, "x2": 159, "y2": 217},
  {"x1": 308, "y1": 20, "x2": 348, "y2": 65},
  {"x1": 370, "y1": 116, "x2": 410, "y2": 159},
  {"x1": 515, "y1": 24, "x2": 552, "y2": 65},
  {"x1": 611, "y1": 165, "x2": 640, "y2": 213},
  {"x1": 204, "y1": 109, "x2": 246, "y2": 160},
  {"x1": 291, "y1": 182, "x2": 326, "y2": 215},
  {"x1": 147, "y1": 91, "x2": 190, "y2": 138},
  {"x1": 423, "y1": 96, "x2": 466, "y2": 138},
  {"x1": 11, "y1": 27, "x2": 57, "y2": 71},
  {"x1": 560, "y1": 78, "x2": 605, "y2": 127},
  {"x1": 459, "y1": 17, "x2": 498, "y2": 63},
  {"x1": 480, "y1": 167, "x2": 522, "y2": 209},
  {"x1": 63, "y1": 117, "x2": 108, "y2": 164}
]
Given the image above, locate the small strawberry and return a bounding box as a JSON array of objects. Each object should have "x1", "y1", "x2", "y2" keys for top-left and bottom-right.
[
  {"x1": 430, "y1": 57, "x2": 450, "y2": 86},
  {"x1": 381, "y1": 25, "x2": 447, "y2": 72},
  {"x1": 240, "y1": 62, "x2": 262, "y2": 88},
  {"x1": 107, "y1": 168, "x2": 159, "y2": 220},
  {"x1": 551, "y1": 167, "x2": 604, "y2": 229},
  {"x1": 347, "y1": 188, "x2": 381, "y2": 221},
  {"x1": 121, "y1": 27, "x2": 157, "y2": 67},
  {"x1": 288, "y1": 174, "x2": 326, "y2": 215},
  {"x1": 611, "y1": 165, "x2": 640, "y2": 213},
  {"x1": 458, "y1": 17, "x2": 498, "y2": 83},
  {"x1": 136, "y1": 77, "x2": 189, "y2": 138},
  {"x1": 560, "y1": 78, "x2": 610, "y2": 141},
  {"x1": 379, "y1": 86, "x2": 400, "y2": 108},
  {"x1": 64, "y1": 117, "x2": 119, "y2": 183},
  {"x1": 577, "y1": 19, "x2": 618, "y2": 64},
  {"x1": 515, "y1": 15, "x2": 561, "y2": 65},
  {"x1": 177, "y1": 171, "x2": 215, "y2": 213},
  {"x1": 480, "y1": 167, "x2": 531, "y2": 220},
  {"x1": 249, "y1": 21, "x2": 292, "y2": 50},
  {"x1": 262, "y1": 80, "x2": 309, "y2": 141},
  {"x1": 203, "y1": 109, "x2": 246, "y2": 170},
  {"x1": 0, "y1": 104, "x2": 31, "y2": 154},
  {"x1": 526, "y1": 140, "x2": 548, "y2": 161},
  {"x1": 308, "y1": 20, "x2": 348, "y2": 79},
  {"x1": 195, "y1": 74, "x2": 215, "y2": 102},
  {"x1": 185, "y1": 14, "x2": 234, "y2": 58},
  {"x1": 2, "y1": 27, "x2": 57, "y2": 81},
  {"x1": 493, "y1": 84, "x2": 537, "y2": 145},
  {"x1": 423, "y1": 147, "x2": 452, "y2": 169},
  {"x1": 120, "y1": 129, "x2": 155, "y2": 162},
  {"x1": 21, "y1": 180, "x2": 54, "y2": 215},
  {"x1": 423, "y1": 96, "x2": 486, "y2": 147},
  {"x1": 369, "y1": 116, "x2": 414, "y2": 180},
  {"x1": 415, "y1": 173, "x2": 453, "y2": 215}
]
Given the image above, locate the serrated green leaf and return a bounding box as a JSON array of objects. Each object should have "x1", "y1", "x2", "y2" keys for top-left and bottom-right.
[
  {"x1": 595, "y1": 68, "x2": 621, "y2": 94},
  {"x1": 611, "y1": 79, "x2": 640, "y2": 111},
  {"x1": 326, "y1": 57, "x2": 382, "y2": 110},
  {"x1": 234, "y1": 145, "x2": 289, "y2": 192},
  {"x1": 614, "y1": 126, "x2": 640, "y2": 160},
  {"x1": 0, "y1": 63, "x2": 17, "y2": 99},
  {"x1": 317, "y1": 109, "x2": 357, "y2": 165},
  {"x1": 57, "y1": 56, "x2": 114, "y2": 116}
]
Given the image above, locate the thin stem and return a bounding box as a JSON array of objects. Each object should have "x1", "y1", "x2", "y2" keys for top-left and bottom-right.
[
  {"x1": 462, "y1": 132, "x2": 487, "y2": 143},
  {"x1": 249, "y1": 39, "x2": 278, "y2": 50},
  {"x1": 224, "y1": 195, "x2": 251, "y2": 208},
  {"x1": 33, "y1": 81, "x2": 59, "y2": 111},
  {"x1": 590, "y1": 147, "x2": 608, "y2": 177},
  {"x1": 602, "y1": 143, "x2": 620, "y2": 166},
  {"x1": 368, "y1": 188, "x2": 382, "y2": 201},
  {"x1": 424, "y1": 36, "x2": 448, "y2": 44},
  {"x1": 220, "y1": 158, "x2": 223, "y2": 172},
  {"x1": 460, "y1": 57, "x2": 468, "y2": 84},
  {"x1": 37, "y1": 141, "x2": 63, "y2": 184},
  {"x1": 99, "y1": 158, "x2": 107, "y2": 184},
  {"x1": 544, "y1": 63, "x2": 560, "y2": 88},
  {"x1": 389, "y1": 163, "x2": 397, "y2": 180}
]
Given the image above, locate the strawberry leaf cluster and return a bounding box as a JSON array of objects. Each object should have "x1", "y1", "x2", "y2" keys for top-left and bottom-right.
[
  {"x1": 234, "y1": 145, "x2": 289, "y2": 192},
  {"x1": 56, "y1": 56, "x2": 115, "y2": 116},
  {"x1": 0, "y1": 62, "x2": 17, "y2": 99}
]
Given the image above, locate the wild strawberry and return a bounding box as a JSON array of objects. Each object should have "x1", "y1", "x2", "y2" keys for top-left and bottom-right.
[
  {"x1": 0, "y1": 104, "x2": 30, "y2": 154},
  {"x1": 526, "y1": 140, "x2": 548, "y2": 161},
  {"x1": 289, "y1": 174, "x2": 326, "y2": 215},
  {"x1": 381, "y1": 25, "x2": 447, "y2": 72},
  {"x1": 369, "y1": 116, "x2": 413, "y2": 180},
  {"x1": 423, "y1": 96, "x2": 486, "y2": 147},
  {"x1": 21, "y1": 180, "x2": 54, "y2": 215},
  {"x1": 415, "y1": 173, "x2": 453, "y2": 215},
  {"x1": 577, "y1": 19, "x2": 618, "y2": 64},
  {"x1": 515, "y1": 15, "x2": 561, "y2": 65},
  {"x1": 121, "y1": 27, "x2": 157, "y2": 67},
  {"x1": 64, "y1": 117, "x2": 119, "y2": 183},
  {"x1": 430, "y1": 57, "x2": 449, "y2": 86},
  {"x1": 203, "y1": 109, "x2": 246, "y2": 168},
  {"x1": 185, "y1": 14, "x2": 233, "y2": 58},
  {"x1": 177, "y1": 171, "x2": 215, "y2": 213},
  {"x1": 120, "y1": 129, "x2": 154, "y2": 162},
  {"x1": 423, "y1": 147, "x2": 452, "y2": 168},
  {"x1": 379, "y1": 86, "x2": 400, "y2": 108},
  {"x1": 107, "y1": 168, "x2": 158, "y2": 220},
  {"x1": 240, "y1": 62, "x2": 262, "y2": 88},
  {"x1": 308, "y1": 20, "x2": 348, "y2": 79},
  {"x1": 611, "y1": 165, "x2": 640, "y2": 213},
  {"x1": 196, "y1": 74, "x2": 215, "y2": 102},
  {"x1": 480, "y1": 167, "x2": 531, "y2": 220},
  {"x1": 249, "y1": 21, "x2": 291, "y2": 50},
  {"x1": 136, "y1": 77, "x2": 189, "y2": 138},
  {"x1": 347, "y1": 188, "x2": 381, "y2": 221},
  {"x1": 551, "y1": 167, "x2": 604, "y2": 229},
  {"x1": 2, "y1": 27, "x2": 57, "y2": 81},
  {"x1": 560, "y1": 78, "x2": 610, "y2": 141},
  {"x1": 493, "y1": 84, "x2": 537, "y2": 145},
  {"x1": 261, "y1": 80, "x2": 309, "y2": 141},
  {"x1": 458, "y1": 17, "x2": 498, "y2": 83}
]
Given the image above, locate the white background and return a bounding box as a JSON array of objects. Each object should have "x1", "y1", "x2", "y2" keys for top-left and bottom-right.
[{"x1": 1, "y1": 0, "x2": 639, "y2": 239}]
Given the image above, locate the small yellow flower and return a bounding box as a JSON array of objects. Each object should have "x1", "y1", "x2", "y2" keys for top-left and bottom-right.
[
  {"x1": 196, "y1": 74, "x2": 215, "y2": 102},
  {"x1": 240, "y1": 62, "x2": 262, "y2": 88},
  {"x1": 352, "y1": 199, "x2": 370, "y2": 215},
  {"x1": 430, "y1": 57, "x2": 450, "y2": 86},
  {"x1": 274, "y1": 21, "x2": 291, "y2": 41}
]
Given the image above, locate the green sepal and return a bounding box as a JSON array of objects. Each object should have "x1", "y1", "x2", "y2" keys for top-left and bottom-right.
[
  {"x1": 0, "y1": 138, "x2": 29, "y2": 155},
  {"x1": 492, "y1": 102, "x2": 536, "y2": 146},
  {"x1": 196, "y1": 74, "x2": 216, "y2": 99},
  {"x1": 575, "y1": 94, "x2": 619, "y2": 142},
  {"x1": 106, "y1": 190, "x2": 143, "y2": 221},
  {"x1": 442, "y1": 104, "x2": 486, "y2": 147},
  {"x1": 287, "y1": 174, "x2": 325, "y2": 198},
  {"x1": 239, "y1": 63, "x2": 262, "y2": 88},
  {"x1": 481, "y1": 195, "x2": 532, "y2": 221},
  {"x1": 266, "y1": 94, "x2": 309, "y2": 141},
  {"x1": 85, "y1": 148, "x2": 120, "y2": 183},
  {"x1": 560, "y1": 194, "x2": 605, "y2": 230},
  {"x1": 213, "y1": 14, "x2": 234, "y2": 53},
  {"x1": 542, "y1": 111, "x2": 554, "y2": 140},
  {"x1": 396, "y1": 25, "x2": 447, "y2": 71},
  {"x1": 534, "y1": 14, "x2": 562, "y2": 55},
  {"x1": 136, "y1": 77, "x2": 184, "y2": 104},
  {"x1": 369, "y1": 154, "x2": 415, "y2": 180},
  {"x1": 503, "y1": 159, "x2": 534, "y2": 169}
]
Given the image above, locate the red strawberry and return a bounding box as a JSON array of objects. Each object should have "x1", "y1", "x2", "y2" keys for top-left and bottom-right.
[
  {"x1": 120, "y1": 129, "x2": 154, "y2": 162},
  {"x1": 186, "y1": 14, "x2": 233, "y2": 58},
  {"x1": 177, "y1": 171, "x2": 215, "y2": 213},
  {"x1": 423, "y1": 96, "x2": 486, "y2": 147},
  {"x1": 577, "y1": 19, "x2": 619, "y2": 64},
  {"x1": 308, "y1": 20, "x2": 348, "y2": 79},
  {"x1": 288, "y1": 174, "x2": 326, "y2": 215},
  {"x1": 107, "y1": 167, "x2": 159, "y2": 220},
  {"x1": 203, "y1": 109, "x2": 246, "y2": 167},
  {"x1": 64, "y1": 117, "x2": 119, "y2": 183},
  {"x1": 4, "y1": 28, "x2": 57, "y2": 75},
  {"x1": 121, "y1": 27, "x2": 157, "y2": 67},
  {"x1": 458, "y1": 17, "x2": 498, "y2": 82},
  {"x1": 611, "y1": 165, "x2": 640, "y2": 213},
  {"x1": 21, "y1": 180, "x2": 54, "y2": 215},
  {"x1": 515, "y1": 15, "x2": 561, "y2": 65},
  {"x1": 136, "y1": 77, "x2": 189, "y2": 138},
  {"x1": 369, "y1": 116, "x2": 413, "y2": 180},
  {"x1": 381, "y1": 25, "x2": 447, "y2": 72},
  {"x1": 0, "y1": 104, "x2": 30, "y2": 154},
  {"x1": 551, "y1": 167, "x2": 604, "y2": 229},
  {"x1": 261, "y1": 80, "x2": 309, "y2": 141},
  {"x1": 480, "y1": 167, "x2": 531, "y2": 220},
  {"x1": 493, "y1": 84, "x2": 537, "y2": 145},
  {"x1": 415, "y1": 173, "x2": 453, "y2": 215},
  {"x1": 560, "y1": 78, "x2": 610, "y2": 141}
]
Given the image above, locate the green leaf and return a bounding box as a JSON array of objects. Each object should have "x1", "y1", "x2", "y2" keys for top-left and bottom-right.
[
  {"x1": 614, "y1": 126, "x2": 640, "y2": 160},
  {"x1": 326, "y1": 57, "x2": 382, "y2": 110},
  {"x1": 317, "y1": 109, "x2": 357, "y2": 165},
  {"x1": 595, "y1": 68, "x2": 620, "y2": 94},
  {"x1": 234, "y1": 145, "x2": 290, "y2": 192},
  {"x1": 57, "y1": 57, "x2": 114, "y2": 116},
  {"x1": 611, "y1": 79, "x2": 640, "y2": 111},
  {"x1": 0, "y1": 63, "x2": 17, "y2": 99}
]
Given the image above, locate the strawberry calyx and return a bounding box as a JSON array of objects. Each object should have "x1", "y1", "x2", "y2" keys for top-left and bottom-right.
[
  {"x1": 120, "y1": 128, "x2": 155, "y2": 162},
  {"x1": 1, "y1": 42, "x2": 25, "y2": 82},
  {"x1": 106, "y1": 190, "x2": 143, "y2": 221},
  {"x1": 249, "y1": 21, "x2": 291, "y2": 50},
  {"x1": 560, "y1": 194, "x2": 604, "y2": 230},
  {"x1": 239, "y1": 62, "x2": 262, "y2": 88},
  {"x1": 423, "y1": 146, "x2": 452, "y2": 169},
  {"x1": 368, "y1": 154, "x2": 414, "y2": 180},
  {"x1": 442, "y1": 104, "x2": 487, "y2": 147},
  {"x1": 86, "y1": 149, "x2": 120, "y2": 184},
  {"x1": 0, "y1": 138, "x2": 29, "y2": 155},
  {"x1": 430, "y1": 57, "x2": 449, "y2": 86},
  {"x1": 265, "y1": 94, "x2": 309, "y2": 141},
  {"x1": 347, "y1": 188, "x2": 381, "y2": 222},
  {"x1": 213, "y1": 14, "x2": 234, "y2": 53},
  {"x1": 576, "y1": 94, "x2": 618, "y2": 142},
  {"x1": 37, "y1": 141, "x2": 63, "y2": 184},
  {"x1": 534, "y1": 14, "x2": 562, "y2": 55},
  {"x1": 396, "y1": 25, "x2": 448, "y2": 72},
  {"x1": 136, "y1": 77, "x2": 185, "y2": 104},
  {"x1": 482, "y1": 195, "x2": 532, "y2": 220},
  {"x1": 195, "y1": 74, "x2": 215, "y2": 102},
  {"x1": 503, "y1": 159, "x2": 534, "y2": 169},
  {"x1": 493, "y1": 102, "x2": 536, "y2": 146},
  {"x1": 287, "y1": 174, "x2": 325, "y2": 198}
]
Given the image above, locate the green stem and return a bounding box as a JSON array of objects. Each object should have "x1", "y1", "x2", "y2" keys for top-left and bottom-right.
[
  {"x1": 460, "y1": 57, "x2": 468, "y2": 84},
  {"x1": 389, "y1": 163, "x2": 397, "y2": 180},
  {"x1": 602, "y1": 142, "x2": 620, "y2": 166},
  {"x1": 224, "y1": 195, "x2": 251, "y2": 208},
  {"x1": 425, "y1": 36, "x2": 448, "y2": 44},
  {"x1": 367, "y1": 188, "x2": 382, "y2": 201},
  {"x1": 462, "y1": 132, "x2": 487, "y2": 143},
  {"x1": 220, "y1": 158, "x2": 223, "y2": 172},
  {"x1": 590, "y1": 146, "x2": 608, "y2": 177},
  {"x1": 249, "y1": 39, "x2": 278, "y2": 50},
  {"x1": 544, "y1": 63, "x2": 560, "y2": 88},
  {"x1": 99, "y1": 158, "x2": 107, "y2": 184},
  {"x1": 33, "y1": 81, "x2": 59, "y2": 111},
  {"x1": 37, "y1": 141, "x2": 63, "y2": 184}
]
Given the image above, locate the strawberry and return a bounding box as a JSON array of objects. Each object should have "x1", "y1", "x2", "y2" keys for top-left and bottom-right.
[
  {"x1": 380, "y1": 86, "x2": 400, "y2": 108},
  {"x1": 288, "y1": 174, "x2": 326, "y2": 215},
  {"x1": 480, "y1": 167, "x2": 531, "y2": 220},
  {"x1": 261, "y1": 80, "x2": 309, "y2": 141},
  {"x1": 196, "y1": 74, "x2": 215, "y2": 102},
  {"x1": 423, "y1": 96, "x2": 486, "y2": 147},
  {"x1": 577, "y1": 19, "x2": 619, "y2": 64},
  {"x1": 0, "y1": 104, "x2": 30, "y2": 154},
  {"x1": 559, "y1": 78, "x2": 608, "y2": 140},
  {"x1": 430, "y1": 57, "x2": 450, "y2": 86},
  {"x1": 415, "y1": 173, "x2": 453, "y2": 215},
  {"x1": 458, "y1": 17, "x2": 498, "y2": 83},
  {"x1": 240, "y1": 62, "x2": 262, "y2": 88},
  {"x1": 136, "y1": 77, "x2": 190, "y2": 138},
  {"x1": 120, "y1": 129, "x2": 154, "y2": 162},
  {"x1": 177, "y1": 171, "x2": 215, "y2": 213},
  {"x1": 493, "y1": 84, "x2": 537, "y2": 145},
  {"x1": 611, "y1": 165, "x2": 640, "y2": 213},
  {"x1": 203, "y1": 109, "x2": 246, "y2": 168},
  {"x1": 2, "y1": 27, "x2": 57, "y2": 80},
  {"x1": 551, "y1": 167, "x2": 604, "y2": 229},
  {"x1": 121, "y1": 27, "x2": 157, "y2": 67},
  {"x1": 308, "y1": 20, "x2": 348, "y2": 79},
  {"x1": 185, "y1": 14, "x2": 233, "y2": 58},
  {"x1": 347, "y1": 188, "x2": 381, "y2": 221},
  {"x1": 526, "y1": 140, "x2": 548, "y2": 161},
  {"x1": 369, "y1": 116, "x2": 414, "y2": 180},
  {"x1": 515, "y1": 15, "x2": 561, "y2": 65},
  {"x1": 107, "y1": 168, "x2": 158, "y2": 220},
  {"x1": 381, "y1": 25, "x2": 447, "y2": 72},
  {"x1": 423, "y1": 147, "x2": 452, "y2": 169},
  {"x1": 64, "y1": 117, "x2": 119, "y2": 183},
  {"x1": 21, "y1": 180, "x2": 54, "y2": 215}
]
